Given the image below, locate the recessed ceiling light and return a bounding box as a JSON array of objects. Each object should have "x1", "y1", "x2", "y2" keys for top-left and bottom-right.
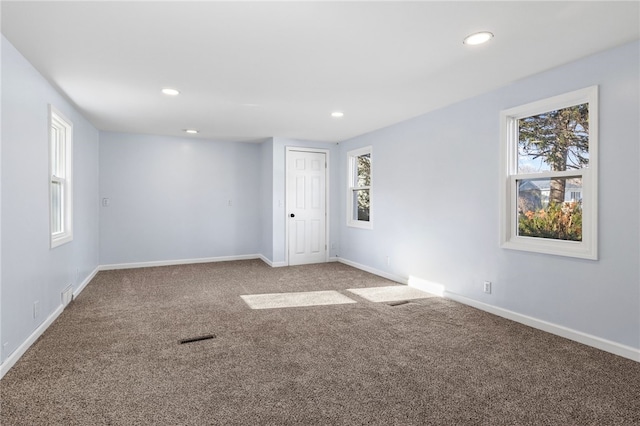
[
  {"x1": 184, "y1": 129, "x2": 198, "y2": 134},
  {"x1": 162, "y1": 88, "x2": 180, "y2": 96},
  {"x1": 331, "y1": 111, "x2": 344, "y2": 118},
  {"x1": 463, "y1": 31, "x2": 494, "y2": 46}
]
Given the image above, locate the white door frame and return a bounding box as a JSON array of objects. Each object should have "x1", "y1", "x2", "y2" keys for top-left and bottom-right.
[{"x1": 285, "y1": 146, "x2": 330, "y2": 266}]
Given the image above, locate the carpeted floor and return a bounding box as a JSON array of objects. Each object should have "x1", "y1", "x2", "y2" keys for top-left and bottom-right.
[
  {"x1": 1, "y1": 259, "x2": 639, "y2": 425},
  {"x1": 241, "y1": 290, "x2": 358, "y2": 309}
]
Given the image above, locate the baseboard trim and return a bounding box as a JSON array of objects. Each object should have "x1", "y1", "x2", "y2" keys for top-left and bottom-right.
[
  {"x1": 73, "y1": 266, "x2": 100, "y2": 299},
  {"x1": 0, "y1": 305, "x2": 65, "y2": 380},
  {"x1": 258, "y1": 255, "x2": 287, "y2": 268},
  {"x1": 336, "y1": 257, "x2": 407, "y2": 284},
  {"x1": 338, "y1": 256, "x2": 640, "y2": 363},
  {"x1": 445, "y1": 292, "x2": 640, "y2": 362},
  {"x1": 99, "y1": 254, "x2": 262, "y2": 271}
]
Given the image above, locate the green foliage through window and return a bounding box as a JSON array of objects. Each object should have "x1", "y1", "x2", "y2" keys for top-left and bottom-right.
[{"x1": 518, "y1": 201, "x2": 582, "y2": 241}]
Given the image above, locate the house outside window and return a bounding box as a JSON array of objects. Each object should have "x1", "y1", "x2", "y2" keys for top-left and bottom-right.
[
  {"x1": 49, "y1": 106, "x2": 73, "y2": 248},
  {"x1": 500, "y1": 86, "x2": 598, "y2": 259},
  {"x1": 347, "y1": 146, "x2": 372, "y2": 229}
]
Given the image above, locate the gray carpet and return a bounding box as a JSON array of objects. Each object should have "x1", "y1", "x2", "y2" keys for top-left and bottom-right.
[
  {"x1": 1, "y1": 260, "x2": 639, "y2": 425},
  {"x1": 347, "y1": 285, "x2": 435, "y2": 302}
]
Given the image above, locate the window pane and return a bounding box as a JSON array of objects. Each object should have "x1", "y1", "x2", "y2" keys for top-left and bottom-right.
[
  {"x1": 51, "y1": 126, "x2": 60, "y2": 176},
  {"x1": 518, "y1": 103, "x2": 589, "y2": 173},
  {"x1": 51, "y1": 181, "x2": 63, "y2": 234},
  {"x1": 517, "y1": 176, "x2": 582, "y2": 241},
  {"x1": 352, "y1": 189, "x2": 370, "y2": 222},
  {"x1": 356, "y1": 153, "x2": 370, "y2": 187}
]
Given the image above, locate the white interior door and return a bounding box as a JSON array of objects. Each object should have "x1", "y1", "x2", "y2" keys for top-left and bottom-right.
[{"x1": 287, "y1": 150, "x2": 327, "y2": 266}]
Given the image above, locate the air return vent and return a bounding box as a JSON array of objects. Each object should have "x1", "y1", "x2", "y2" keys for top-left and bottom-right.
[
  {"x1": 179, "y1": 334, "x2": 216, "y2": 344},
  {"x1": 61, "y1": 286, "x2": 73, "y2": 307}
]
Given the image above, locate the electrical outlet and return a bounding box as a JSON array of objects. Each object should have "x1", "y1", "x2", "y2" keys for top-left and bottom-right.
[
  {"x1": 483, "y1": 281, "x2": 492, "y2": 294},
  {"x1": 33, "y1": 301, "x2": 40, "y2": 318},
  {"x1": 386, "y1": 256, "x2": 390, "y2": 266}
]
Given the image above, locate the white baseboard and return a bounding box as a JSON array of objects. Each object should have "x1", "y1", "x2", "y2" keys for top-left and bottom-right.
[
  {"x1": 407, "y1": 276, "x2": 445, "y2": 297},
  {"x1": 338, "y1": 256, "x2": 640, "y2": 363},
  {"x1": 445, "y1": 292, "x2": 640, "y2": 362},
  {"x1": 73, "y1": 266, "x2": 100, "y2": 299},
  {"x1": 99, "y1": 254, "x2": 262, "y2": 271},
  {"x1": 337, "y1": 257, "x2": 407, "y2": 284},
  {"x1": 328, "y1": 256, "x2": 340, "y2": 262},
  {"x1": 258, "y1": 255, "x2": 287, "y2": 268},
  {"x1": 0, "y1": 304, "x2": 64, "y2": 380}
]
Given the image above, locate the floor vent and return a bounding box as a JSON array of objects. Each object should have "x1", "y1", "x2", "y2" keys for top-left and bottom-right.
[
  {"x1": 388, "y1": 300, "x2": 411, "y2": 307},
  {"x1": 179, "y1": 334, "x2": 216, "y2": 344},
  {"x1": 61, "y1": 286, "x2": 73, "y2": 307}
]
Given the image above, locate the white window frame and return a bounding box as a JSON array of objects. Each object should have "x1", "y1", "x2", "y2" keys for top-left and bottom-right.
[
  {"x1": 499, "y1": 86, "x2": 598, "y2": 260},
  {"x1": 347, "y1": 146, "x2": 372, "y2": 229},
  {"x1": 49, "y1": 106, "x2": 73, "y2": 248}
]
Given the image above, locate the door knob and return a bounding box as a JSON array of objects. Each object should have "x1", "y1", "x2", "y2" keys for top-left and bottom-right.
[{"x1": 290, "y1": 213, "x2": 295, "y2": 218}]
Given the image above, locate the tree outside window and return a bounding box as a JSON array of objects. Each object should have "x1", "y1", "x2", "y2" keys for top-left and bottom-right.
[
  {"x1": 517, "y1": 104, "x2": 588, "y2": 241},
  {"x1": 347, "y1": 146, "x2": 372, "y2": 229}
]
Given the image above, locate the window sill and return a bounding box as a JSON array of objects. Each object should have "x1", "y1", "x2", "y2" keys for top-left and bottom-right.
[
  {"x1": 347, "y1": 221, "x2": 373, "y2": 230},
  {"x1": 501, "y1": 237, "x2": 597, "y2": 260}
]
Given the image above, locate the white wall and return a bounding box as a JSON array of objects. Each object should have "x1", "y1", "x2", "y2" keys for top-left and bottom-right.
[
  {"x1": 98, "y1": 135, "x2": 338, "y2": 267},
  {"x1": 99, "y1": 132, "x2": 262, "y2": 265},
  {"x1": 1, "y1": 36, "x2": 100, "y2": 364},
  {"x1": 337, "y1": 41, "x2": 640, "y2": 352},
  {"x1": 259, "y1": 138, "x2": 274, "y2": 261}
]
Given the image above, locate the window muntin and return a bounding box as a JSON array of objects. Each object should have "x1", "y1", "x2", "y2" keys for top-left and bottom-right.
[
  {"x1": 347, "y1": 146, "x2": 372, "y2": 228},
  {"x1": 500, "y1": 86, "x2": 597, "y2": 259},
  {"x1": 49, "y1": 106, "x2": 73, "y2": 248},
  {"x1": 517, "y1": 103, "x2": 589, "y2": 173}
]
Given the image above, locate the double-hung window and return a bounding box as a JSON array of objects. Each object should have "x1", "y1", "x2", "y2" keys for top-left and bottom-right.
[
  {"x1": 500, "y1": 86, "x2": 598, "y2": 259},
  {"x1": 49, "y1": 106, "x2": 73, "y2": 248},
  {"x1": 347, "y1": 146, "x2": 372, "y2": 229}
]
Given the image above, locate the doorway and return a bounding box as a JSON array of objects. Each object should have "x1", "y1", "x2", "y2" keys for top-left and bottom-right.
[{"x1": 286, "y1": 148, "x2": 329, "y2": 266}]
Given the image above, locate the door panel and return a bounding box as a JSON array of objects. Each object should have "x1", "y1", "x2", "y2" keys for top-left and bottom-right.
[{"x1": 287, "y1": 150, "x2": 327, "y2": 265}]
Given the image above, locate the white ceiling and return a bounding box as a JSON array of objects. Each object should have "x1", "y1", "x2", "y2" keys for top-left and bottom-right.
[{"x1": 2, "y1": 1, "x2": 639, "y2": 143}]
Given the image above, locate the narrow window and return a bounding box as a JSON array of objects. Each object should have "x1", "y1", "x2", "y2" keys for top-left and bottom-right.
[
  {"x1": 500, "y1": 86, "x2": 598, "y2": 259},
  {"x1": 347, "y1": 146, "x2": 372, "y2": 229},
  {"x1": 49, "y1": 106, "x2": 73, "y2": 248}
]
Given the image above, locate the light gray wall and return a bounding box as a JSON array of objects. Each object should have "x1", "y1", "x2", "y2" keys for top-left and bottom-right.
[
  {"x1": 99, "y1": 132, "x2": 262, "y2": 265},
  {"x1": 98, "y1": 135, "x2": 337, "y2": 267},
  {"x1": 1, "y1": 36, "x2": 100, "y2": 363},
  {"x1": 337, "y1": 41, "x2": 640, "y2": 350},
  {"x1": 259, "y1": 138, "x2": 274, "y2": 261}
]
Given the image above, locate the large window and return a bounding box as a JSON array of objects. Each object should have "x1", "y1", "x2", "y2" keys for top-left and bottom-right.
[
  {"x1": 500, "y1": 86, "x2": 598, "y2": 259},
  {"x1": 49, "y1": 106, "x2": 73, "y2": 248},
  {"x1": 347, "y1": 146, "x2": 372, "y2": 229}
]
